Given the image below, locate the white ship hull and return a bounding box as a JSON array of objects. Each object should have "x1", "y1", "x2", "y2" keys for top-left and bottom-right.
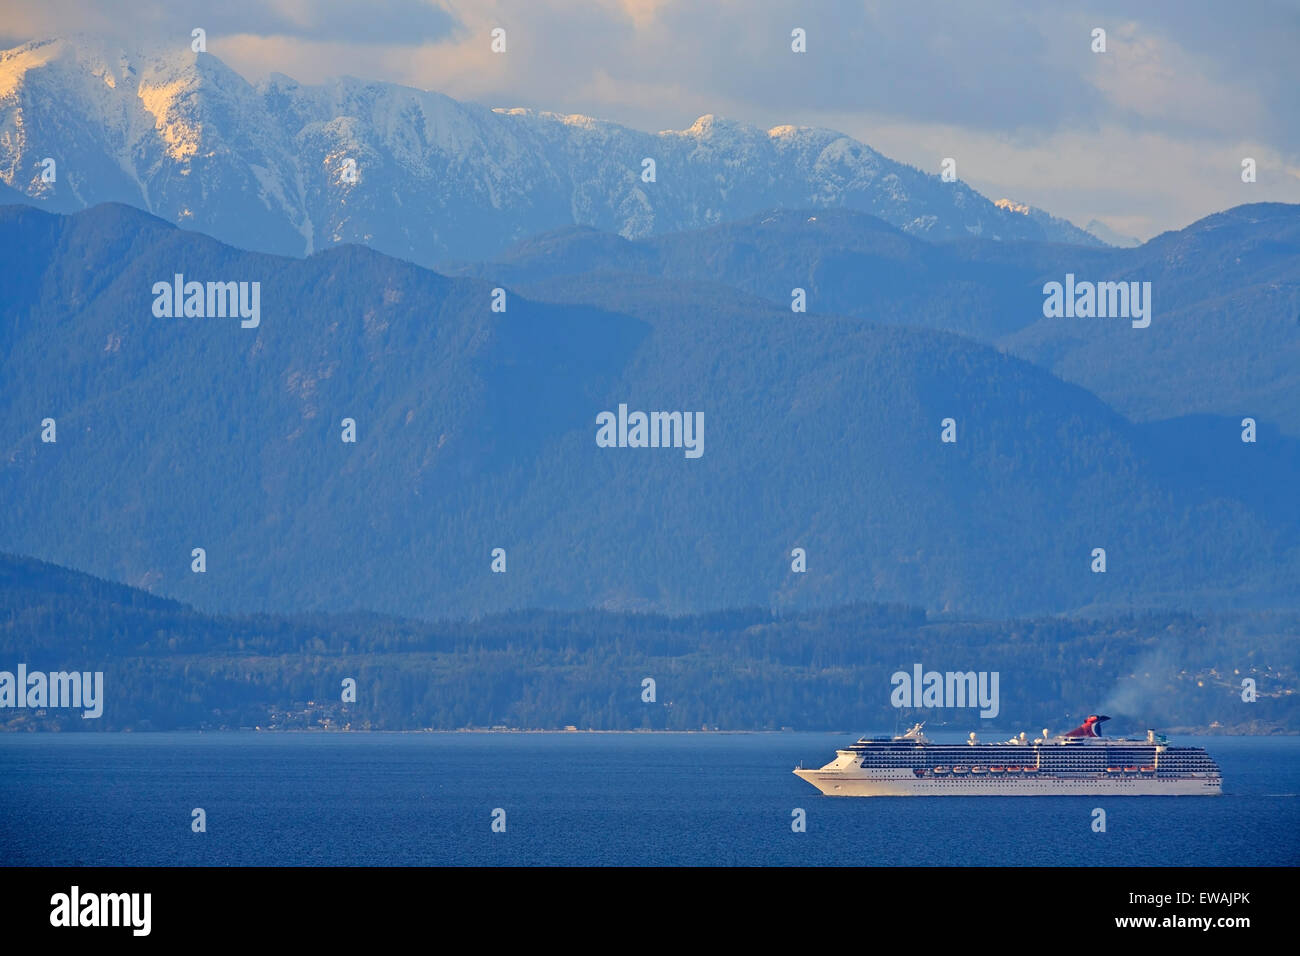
[
  {"x1": 794, "y1": 767, "x2": 1222, "y2": 796},
  {"x1": 796, "y1": 718, "x2": 1223, "y2": 795}
]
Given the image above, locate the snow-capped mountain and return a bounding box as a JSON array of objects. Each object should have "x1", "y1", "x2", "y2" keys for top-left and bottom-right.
[
  {"x1": 1085, "y1": 218, "x2": 1142, "y2": 247},
  {"x1": 993, "y1": 197, "x2": 1105, "y2": 247},
  {"x1": 0, "y1": 36, "x2": 1100, "y2": 265}
]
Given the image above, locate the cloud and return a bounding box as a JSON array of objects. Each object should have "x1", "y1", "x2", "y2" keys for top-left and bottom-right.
[
  {"x1": 2, "y1": 0, "x2": 461, "y2": 46},
  {"x1": 1, "y1": 0, "x2": 1295, "y2": 237},
  {"x1": 817, "y1": 112, "x2": 1300, "y2": 241}
]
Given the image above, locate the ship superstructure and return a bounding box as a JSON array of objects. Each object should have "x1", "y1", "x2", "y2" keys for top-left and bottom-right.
[{"x1": 793, "y1": 716, "x2": 1221, "y2": 796}]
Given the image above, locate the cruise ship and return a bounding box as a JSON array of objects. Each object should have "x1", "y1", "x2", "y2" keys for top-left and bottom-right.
[{"x1": 794, "y1": 715, "x2": 1222, "y2": 796}]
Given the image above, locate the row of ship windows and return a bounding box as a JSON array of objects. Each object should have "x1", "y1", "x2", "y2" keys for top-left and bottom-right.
[
  {"x1": 852, "y1": 756, "x2": 1189, "y2": 763},
  {"x1": 855, "y1": 755, "x2": 1215, "y2": 763},
  {"x1": 853, "y1": 744, "x2": 1184, "y2": 750},
  {"x1": 869, "y1": 781, "x2": 1222, "y2": 787},
  {"x1": 857, "y1": 762, "x2": 1219, "y2": 770},
  {"x1": 851, "y1": 748, "x2": 1192, "y2": 755},
  {"x1": 857, "y1": 770, "x2": 1211, "y2": 780},
  {"x1": 853, "y1": 753, "x2": 1214, "y2": 763}
]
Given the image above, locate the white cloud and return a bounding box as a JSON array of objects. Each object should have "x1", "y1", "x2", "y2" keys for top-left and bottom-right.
[{"x1": 2, "y1": 0, "x2": 1296, "y2": 236}]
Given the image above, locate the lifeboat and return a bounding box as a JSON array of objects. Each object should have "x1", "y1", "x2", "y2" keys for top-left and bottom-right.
[
  {"x1": 1106, "y1": 767, "x2": 1122, "y2": 773},
  {"x1": 1005, "y1": 766, "x2": 1022, "y2": 773},
  {"x1": 952, "y1": 766, "x2": 968, "y2": 774},
  {"x1": 1124, "y1": 766, "x2": 1140, "y2": 773},
  {"x1": 1023, "y1": 766, "x2": 1040, "y2": 773},
  {"x1": 933, "y1": 766, "x2": 950, "y2": 775},
  {"x1": 970, "y1": 766, "x2": 987, "y2": 775},
  {"x1": 1140, "y1": 766, "x2": 1156, "y2": 773},
  {"x1": 989, "y1": 766, "x2": 1005, "y2": 773}
]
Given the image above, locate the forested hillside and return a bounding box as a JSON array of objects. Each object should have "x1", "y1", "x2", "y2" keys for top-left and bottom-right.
[
  {"x1": 3, "y1": 203, "x2": 1296, "y2": 620},
  {"x1": 458, "y1": 203, "x2": 1300, "y2": 429},
  {"x1": 1, "y1": 554, "x2": 1294, "y2": 733}
]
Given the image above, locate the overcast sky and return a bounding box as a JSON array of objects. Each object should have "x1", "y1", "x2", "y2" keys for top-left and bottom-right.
[{"x1": 3, "y1": 0, "x2": 1298, "y2": 240}]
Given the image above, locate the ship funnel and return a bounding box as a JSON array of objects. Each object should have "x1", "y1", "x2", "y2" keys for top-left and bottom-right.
[{"x1": 1064, "y1": 715, "x2": 1110, "y2": 738}]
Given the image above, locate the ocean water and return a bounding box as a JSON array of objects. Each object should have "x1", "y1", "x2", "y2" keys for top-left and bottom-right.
[{"x1": 1, "y1": 733, "x2": 1296, "y2": 866}]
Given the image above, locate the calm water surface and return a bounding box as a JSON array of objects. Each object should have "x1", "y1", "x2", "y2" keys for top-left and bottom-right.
[{"x1": 1, "y1": 733, "x2": 1296, "y2": 866}]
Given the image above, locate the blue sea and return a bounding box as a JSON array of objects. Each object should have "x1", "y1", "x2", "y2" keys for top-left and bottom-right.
[{"x1": 1, "y1": 733, "x2": 1296, "y2": 866}]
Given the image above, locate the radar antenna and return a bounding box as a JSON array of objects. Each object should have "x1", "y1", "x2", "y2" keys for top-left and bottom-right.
[{"x1": 902, "y1": 722, "x2": 928, "y2": 741}]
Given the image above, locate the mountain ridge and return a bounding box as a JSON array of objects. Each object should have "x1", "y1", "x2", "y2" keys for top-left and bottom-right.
[
  {"x1": 2, "y1": 549, "x2": 1294, "y2": 733},
  {"x1": 1, "y1": 201, "x2": 1295, "y2": 621},
  {"x1": 453, "y1": 202, "x2": 1300, "y2": 431},
  {"x1": 0, "y1": 34, "x2": 1102, "y2": 269}
]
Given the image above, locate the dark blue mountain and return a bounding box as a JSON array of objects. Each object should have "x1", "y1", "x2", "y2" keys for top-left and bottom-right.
[
  {"x1": 453, "y1": 203, "x2": 1300, "y2": 431},
  {"x1": 1, "y1": 202, "x2": 1296, "y2": 620},
  {"x1": 2, "y1": 551, "x2": 1295, "y2": 732}
]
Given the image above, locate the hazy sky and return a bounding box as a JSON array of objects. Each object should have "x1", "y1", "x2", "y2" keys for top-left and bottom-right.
[{"x1": 3, "y1": 0, "x2": 1297, "y2": 240}]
